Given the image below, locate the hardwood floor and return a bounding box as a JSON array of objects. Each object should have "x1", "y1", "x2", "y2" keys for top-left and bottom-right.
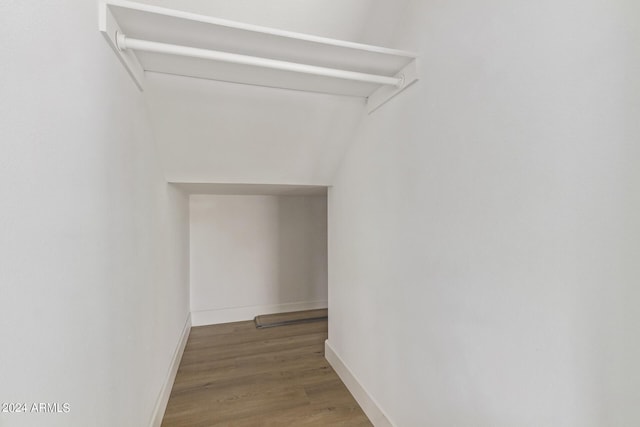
[{"x1": 161, "y1": 318, "x2": 372, "y2": 426}]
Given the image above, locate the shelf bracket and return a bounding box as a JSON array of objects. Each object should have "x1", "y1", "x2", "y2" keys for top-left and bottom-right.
[
  {"x1": 99, "y1": 2, "x2": 145, "y2": 90},
  {"x1": 366, "y1": 60, "x2": 418, "y2": 114}
]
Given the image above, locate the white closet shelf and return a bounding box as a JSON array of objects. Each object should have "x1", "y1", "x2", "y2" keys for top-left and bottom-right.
[{"x1": 99, "y1": 0, "x2": 418, "y2": 113}]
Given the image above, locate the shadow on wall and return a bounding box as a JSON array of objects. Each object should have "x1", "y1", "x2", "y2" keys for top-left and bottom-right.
[{"x1": 276, "y1": 196, "x2": 328, "y2": 306}]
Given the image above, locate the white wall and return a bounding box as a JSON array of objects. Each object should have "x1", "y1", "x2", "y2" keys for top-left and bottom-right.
[
  {"x1": 329, "y1": 0, "x2": 640, "y2": 426},
  {"x1": 133, "y1": 0, "x2": 384, "y2": 42},
  {"x1": 190, "y1": 195, "x2": 327, "y2": 325},
  {"x1": 0, "y1": 1, "x2": 189, "y2": 426},
  {"x1": 144, "y1": 73, "x2": 364, "y2": 186}
]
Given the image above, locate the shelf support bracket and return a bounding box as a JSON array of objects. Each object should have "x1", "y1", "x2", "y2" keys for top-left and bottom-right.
[
  {"x1": 366, "y1": 60, "x2": 418, "y2": 114},
  {"x1": 99, "y1": 2, "x2": 145, "y2": 90}
]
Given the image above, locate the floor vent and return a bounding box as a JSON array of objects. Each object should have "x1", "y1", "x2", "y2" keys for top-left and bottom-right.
[{"x1": 254, "y1": 309, "x2": 328, "y2": 328}]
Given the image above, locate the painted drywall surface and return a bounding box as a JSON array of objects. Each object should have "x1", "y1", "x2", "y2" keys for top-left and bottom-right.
[
  {"x1": 133, "y1": 0, "x2": 379, "y2": 42},
  {"x1": 0, "y1": 1, "x2": 189, "y2": 426},
  {"x1": 328, "y1": 0, "x2": 640, "y2": 426},
  {"x1": 190, "y1": 195, "x2": 327, "y2": 324},
  {"x1": 144, "y1": 72, "x2": 364, "y2": 185}
]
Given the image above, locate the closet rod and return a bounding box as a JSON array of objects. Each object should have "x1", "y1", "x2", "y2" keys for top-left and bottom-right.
[{"x1": 116, "y1": 33, "x2": 403, "y2": 88}]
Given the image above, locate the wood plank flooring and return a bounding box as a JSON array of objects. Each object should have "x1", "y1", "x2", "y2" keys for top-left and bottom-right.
[{"x1": 161, "y1": 318, "x2": 372, "y2": 426}]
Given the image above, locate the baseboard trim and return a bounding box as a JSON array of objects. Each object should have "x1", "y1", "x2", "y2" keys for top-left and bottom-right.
[
  {"x1": 150, "y1": 313, "x2": 191, "y2": 427},
  {"x1": 191, "y1": 300, "x2": 328, "y2": 326},
  {"x1": 325, "y1": 340, "x2": 395, "y2": 427}
]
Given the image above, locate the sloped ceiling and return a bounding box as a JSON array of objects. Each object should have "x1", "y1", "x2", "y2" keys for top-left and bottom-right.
[
  {"x1": 145, "y1": 73, "x2": 364, "y2": 185},
  {"x1": 134, "y1": 0, "x2": 408, "y2": 187}
]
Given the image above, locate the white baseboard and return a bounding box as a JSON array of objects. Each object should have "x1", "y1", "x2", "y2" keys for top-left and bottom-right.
[
  {"x1": 150, "y1": 313, "x2": 191, "y2": 427},
  {"x1": 191, "y1": 300, "x2": 328, "y2": 326},
  {"x1": 325, "y1": 340, "x2": 395, "y2": 427}
]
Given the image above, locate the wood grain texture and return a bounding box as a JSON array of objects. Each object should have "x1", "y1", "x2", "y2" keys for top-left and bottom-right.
[{"x1": 162, "y1": 319, "x2": 372, "y2": 427}]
